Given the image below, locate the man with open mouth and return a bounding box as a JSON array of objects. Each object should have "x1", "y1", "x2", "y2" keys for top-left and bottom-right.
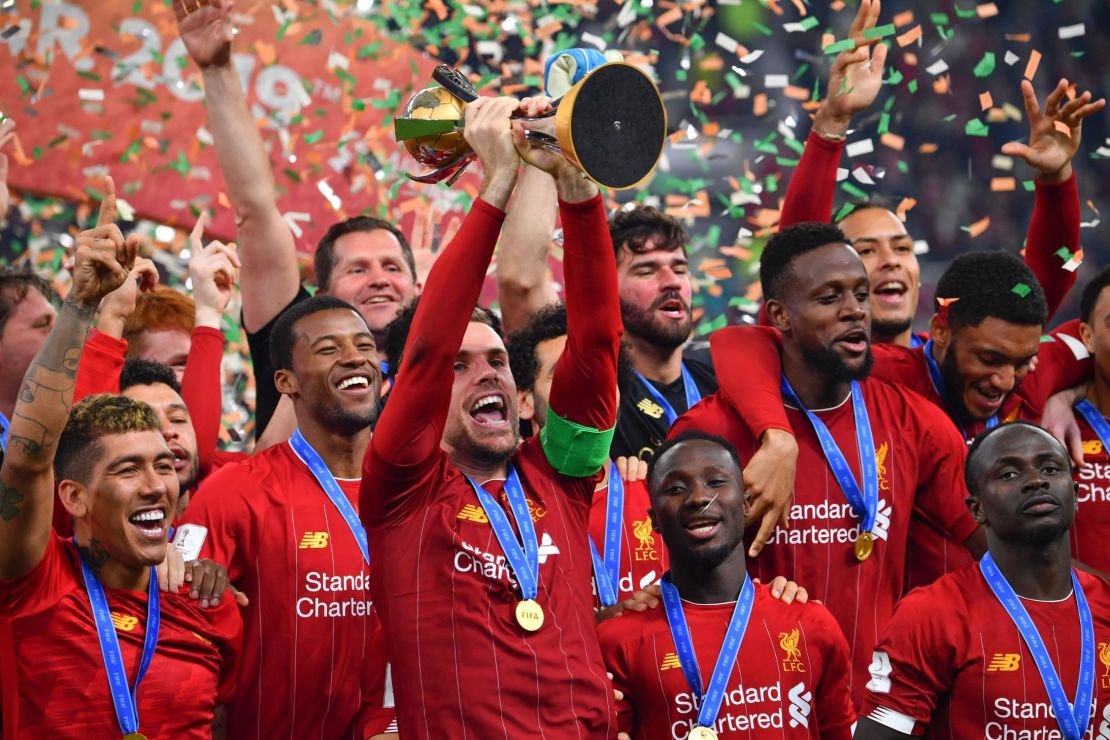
[
  {"x1": 0, "y1": 206, "x2": 241, "y2": 738},
  {"x1": 672, "y1": 222, "x2": 987, "y2": 708}
]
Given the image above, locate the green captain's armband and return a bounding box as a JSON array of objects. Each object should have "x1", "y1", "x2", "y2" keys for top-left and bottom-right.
[{"x1": 540, "y1": 410, "x2": 615, "y2": 478}]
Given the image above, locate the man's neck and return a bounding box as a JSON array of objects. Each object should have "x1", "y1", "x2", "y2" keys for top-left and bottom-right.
[
  {"x1": 874, "y1": 326, "x2": 912, "y2": 348},
  {"x1": 781, "y1": 343, "x2": 851, "y2": 409},
  {"x1": 987, "y1": 535, "x2": 1075, "y2": 601},
  {"x1": 76, "y1": 534, "x2": 150, "y2": 592},
  {"x1": 295, "y1": 414, "x2": 372, "y2": 479},
  {"x1": 669, "y1": 546, "x2": 747, "y2": 604},
  {"x1": 626, "y1": 332, "x2": 684, "y2": 384},
  {"x1": 451, "y1": 451, "x2": 510, "y2": 484},
  {"x1": 1088, "y1": 371, "x2": 1110, "y2": 417}
]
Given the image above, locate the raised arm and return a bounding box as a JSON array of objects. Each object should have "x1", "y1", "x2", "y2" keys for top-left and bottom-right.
[
  {"x1": 781, "y1": 0, "x2": 887, "y2": 228},
  {"x1": 362, "y1": 98, "x2": 519, "y2": 520},
  {"x1": 173, "y1": 0, "x2": 299, "y2": 333},
  {"x1": 496, "y1": 163, "x2": 559, "y2": 333},
  {"x1": 0, "y1": 117, "x2": 14, "y2": 222},
  {"x1": 1003, "y1": 78, "x2": 1104, "y2": 321},
  {"x1": 0, "y1": 179, "x2": 133, "y2": 579}
]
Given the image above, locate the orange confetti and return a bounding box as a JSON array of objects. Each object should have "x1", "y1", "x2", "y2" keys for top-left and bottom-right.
[
  {"x1": 967, "y1": 216, "x2": 991, "y2": 238},
  {"x1": 903, "y1": 51, "x2": 918, "y2": 66},
  {"x1": 218, "y1": 192, "x2": 231, "y2": 209},
  {"x1": 1054, "y1": 120, "x2": 1072, "y2": 137},
  {"x1": 937, "y1": 297, "x2": 961, "y2": 308},
  {"x1": 880, "y1": 132, "x2": 905, "y2": 150},
  {"x1": 1005, "y1": 34, "x2": 1032, "y2": 42},
  {"x1": 751, "y1": 208, "x2": 781, "y2": 228},
  {"x1": 1024, "y1": 49, "x2": 1042, "y2": 80},
  {"x1": 976, "y1": 3, "x2": 999, "y2": 17},
  {"x1": 255, "y1": 41, "x2": 276, "y2": 66},
  {"x1": 896, "y1": 25, "x2": 922, "y2": 47},
  {"x1": 690, "y1": 80, "x2": 711, "y2": 105},
  {"x1": 783, "y1": 85, "x2": 810, "y2": 101},
  {"x1": 979, "y1": 91, "x2": 993, "y2": 110},
  {"x1": 919, "y1": 143, "x2": 938, "y2": 153},
  {"x1": 990, "y1": 177, "x2": 1016, "y2": 191},
  {"x1": 753, "y1": 93, "x2": 768, "y2": 117},
  {"x1": 893, "y1": 10, "x2": 914, "y2": 26},
  {"x1": 933, "y1": 75, "x2": 950, "y2": 95},
  {"x1": 703, "y1": 121, "x2": 721, "y2": 137},
  {"x1": 895, "y1": 197, "x2": 917, "y2": 221}
]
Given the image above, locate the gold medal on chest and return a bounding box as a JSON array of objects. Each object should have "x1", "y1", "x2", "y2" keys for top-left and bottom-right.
[
  {"x1": 515, "y1": 599, "x2": 545, "y2": 631},
  {"x1": 854, "y1": 531, "x2": 874, "y2": 561}
]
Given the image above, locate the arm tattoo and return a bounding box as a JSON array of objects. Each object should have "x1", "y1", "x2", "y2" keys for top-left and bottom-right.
[{"x1": 0, "y1": 479, "x2": 24, "y2": 521}]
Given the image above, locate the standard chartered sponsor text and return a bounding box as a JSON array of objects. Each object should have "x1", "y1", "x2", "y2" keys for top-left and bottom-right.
[
  {"x1": 986, "y1": 698, "x2": 1101, "y2": 740},
  {"x1": 296, "y1": 570, "x2": 373, "y2": 619},
  {"x1": 671, "y1": 685, "x2": 783, "y2": 739}
]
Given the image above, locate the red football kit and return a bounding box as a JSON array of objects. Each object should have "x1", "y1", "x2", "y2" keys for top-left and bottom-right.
[
  {"x1": 589, "y1": 474, "x2": 667, "y2": 605},
  {"x1": 599, "y1": 582, "x2": 856, "y2": 739},
  {"x1": 361, "y1": 195, "x2": 622, "y2": 737},
  {"x1": 671, "y1": 361, "x2": 978, "y2": 707},
  {"x1": 861, "y1": 565, "x2": 1110, "y2": 738},
  {"x1": 176, "y1": 440, "x2": 392, "y2": 739},
  {"x1": 1072, "y1": 410, "x2": 1110, "y2": 575},
  {"x1": 713, "y1": 323, "x2": 1089, "y2": 592},
  {"x1": 0, "y1": 534, "x2": 241, "y2": 738}
]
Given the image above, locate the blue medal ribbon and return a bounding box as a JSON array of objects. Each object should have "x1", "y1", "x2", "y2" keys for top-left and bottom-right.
[
  {"x1": 77, "y1": 538, "x2": 160, "y2": 737},
  {"x1": 289, "y1": 429, "x2": 370, "y2": 566},
  {"x1": 633, "y1": 362, "x2": 702, "y2": 427},
  {"x1": 660, "y1": 572, "x2": 755, "y2": 732},
  {"x1": 0, "y1": 409, "x2": 9, "y2": 454},
  {"x1": 923, "y1": 339, "x2": 998, "y2": 435},
  {"x1": 979, "y1": 553, "x2": 1094, "y2": 740},
  {"x1": 781, "y1": 376, "x2": 878, "y2": 538},
  {"x1": 466, "y1": 467, "x2": 540, "y2": 601},
  {"x1": 1075, "y1": 399, "x2": 1110, "y2": 458},
  {"x1": 908, "y1": 333, "x2": 925, "y2": 349},
  {"x1": 589, "y1": 466, "x2": 625, "y2": 607}
]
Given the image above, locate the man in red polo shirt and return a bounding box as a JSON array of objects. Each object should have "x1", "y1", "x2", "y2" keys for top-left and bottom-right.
[
  {"x1": 671, "y1": 222, "x2": 984, "y2": 707},
  {"x1": 361, "y1": 94, "x2": 622, "y2": 736}
]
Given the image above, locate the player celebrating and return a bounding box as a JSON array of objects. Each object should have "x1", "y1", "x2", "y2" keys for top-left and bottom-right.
[
  {"x1": 857, "y1": 421, "x2": 1110, "y2": 738},
  {"x1": 361, "y1": 94, "x2": 622, "y2": 735},
  {"x1": 672, "y1": 222, "x2": 984, "y2": 705},
  {"x1": 600, "y1": 432, "x2": 855, "y2": 739},
  {"x1": 175, "y1": 294, "x2": 394, "y2": 738},
  {"x1": 0, "y1": 200, "x2": 241, "y2": 737}
]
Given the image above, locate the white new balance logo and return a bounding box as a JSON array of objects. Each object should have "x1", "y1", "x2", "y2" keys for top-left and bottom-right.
[
  {"x1": 788, "y1": 682, "x2": 812, "y2": 728},
  {"x1": 872, "y1": 499, "x2": 893, "y2": 541}
]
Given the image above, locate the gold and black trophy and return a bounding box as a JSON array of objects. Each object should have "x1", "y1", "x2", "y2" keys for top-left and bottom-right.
[{"x1": 394, "y1": 62, "x2": 667, "y2": 190}]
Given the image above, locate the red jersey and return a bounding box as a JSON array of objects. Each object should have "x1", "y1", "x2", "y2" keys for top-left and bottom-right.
[
  {"x1": 0, "y1": 534, "x2": 240, "y2": 738},
  {"x1": 1072, "y1": 410, "x2": 1110, "y2": 574},
  {"x1": 589, "y1": 475, "x2": 667, "y2": 605},
  {"x1": 861, "y1": 565, "x2": 1110, "y2": 738},
  {"x1": 599, "y1": 582, "x2": 855, "y2": 739},
  {"x1": 177, "y1": 440, "x2": 390, "y2": 739},
  {"x1": 671, "y1": 378, "x2": 978, "y2": 707}
]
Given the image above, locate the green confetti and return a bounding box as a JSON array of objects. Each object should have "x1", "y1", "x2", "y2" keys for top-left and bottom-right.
[
  {"x1": 929, "y1": 12, "x2": 950, "y2": 24},
  {"x1": 1055, "y1": 247, "x2": 1073, "y2": 260},
  {"x1": 304, "y1": 130, "x2": 324, "y2": 144},
  {"x1": 878, "y1": 112, "x2": 890, "y2": 135},
  {"x1": 973, "y1": 52, "x2": 996, "y2": 78},
  {"x1": 16, "y1": 76, "x2": 29, "y2": 95},
  {"x1": 908, "y1": 79, "x2": 918, "y2": 94},
  {"x1": 834, "y1": 203, "x2": 857, "y2": 221},
  {"x1": 1023, "y1": 180, "x2": 1035, "y2": 192},
  {"x1": 351, "y1": 99, "x2": 367, "y2": 111},
  {"x1": 884, "y1": 68, "x2": 904, "y2": 85},
  {"x1": 823, "y1": 38, "x2": 856, "y2": 55},
  {"x1": 1012, "y1": 283, "x2": 1031, "y2": 298},
  {"x1": 841, "y1": 182, "x2": 868, "y2": 200},
  {"x1": 798, "y1": 16, "x2": 820, "y2": 31},
  {"x1": 965, "y1": 118, "x2": 990, "y2": 137},
  {"x1": 77, "y1": 70, "x2": 102, "y2": 81},
  {"x1": 863, "y1": 23, "x2": 895, "y2": 39},
  {"x1": 697, "y1": 314, "x2": 728, "y2": 335},
  {"x1": 954, "y1": 4, "x2": 978, "y2": 18}
]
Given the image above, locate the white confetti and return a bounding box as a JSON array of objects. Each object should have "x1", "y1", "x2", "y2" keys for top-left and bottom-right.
[
  {"x1": 765, "y1": 74, "x2": 788, "y2": 88},
  {"x1": 925, "y1": 60, "x2": 949, "y2": 76},
  {"x1": 580, "y1": 32, "x2": 606, "y2": 49},
  {"x1": 1058, "y1": 23, "x2": 1085, "y2": 39},
  {"x1": 78, "y1": 88, "x2": 104, "y2": 101},
  {"x1": 1004, "y1": 50, "x2": 1020, "y2": 65},
  {"x1": 853, "y1": 167, "x2": 875, "y2": 185},
  {"x1": 913, "y1": 240, "x2": 930, "y2": 256},
  {"x1": 716, "y1": 32, "x2": 739, "y2": 54},
  {"x1": 739, "y1": 49, "x2": 764, "y2": 64},
  {"x1": 327, "y1": 51, "x2": 349, "y2": 71},
  {"x1": 991, "y1": 155, "x2": 1014, "y2": 171},
  {"x1": 846, "y1": 139, "x2": 875, "y2": 158},
  {"x1": 836, "y1": 167, "x2": 849, "y2": 182}
]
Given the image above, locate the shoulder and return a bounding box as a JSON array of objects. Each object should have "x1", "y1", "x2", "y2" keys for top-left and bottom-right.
[
  {"x1": 1077, "y1": 570, "x2": 1110, "y2": 617},
  {"x1": 863, "y1": 378, "x2": 957, "y2": 437},
  {"x1": 597, "y1": 605, "x2": 666, "y2": 649},
  {"x1": 891, "y1": 566, "x2": 977, "y2": 626},
  {"x1": 196, "y1": 444, "x2": 295, "y2": 493},
  {"x1": 165, "y1": 589, "x2": 243, "y2": 645},
  {"x1": 184, "y1": 444, "x2": 298, "y2": 521}
]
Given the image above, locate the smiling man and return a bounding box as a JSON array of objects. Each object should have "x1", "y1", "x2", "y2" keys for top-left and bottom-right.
[
  {"x1": 176, "y1": 295, "x2": 395, "y2": 738},
  {"x1": 672, "y1": 222, "x2": 985, "y2": 707},
  {"x1": 0, "y1": 214, "x2": 241, "y2": 737},
  {"x1": 856, "y1": 422, "x2": 1110, "y2": 739},
  {"x1": 0, "y1": 267, "x2": 56, "y2": 452},
  {"x1": 600, "y1": 432, "x2": 855, "y2": 739}
]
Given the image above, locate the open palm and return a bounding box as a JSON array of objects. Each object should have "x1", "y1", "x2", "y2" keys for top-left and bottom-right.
[
  {"x1": 1003, "y1": 78, "x2": 1106, "y2": 182},
  {"x1": 173, "y1": 0, "x2": 234, "y2": 68}
]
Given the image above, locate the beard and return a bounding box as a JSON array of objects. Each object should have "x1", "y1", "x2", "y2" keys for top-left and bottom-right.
[
  {"x1": 178, "y1": 460, "x2": 200, "y2": 495},
  {"x1": 318, "y1": 401, "x2": 378, "y2": 437},
  {"x1": 871, "y1": 316, "x2": 914, "y2": 341},
  {"x1": 801, "y1": 343, "x2": 874, "y2": 384},
  {"x1": 620, "y1": 294, "x2": 692, "y2": 351},
  {"x1": 447, "y1": 424, "x2": 522, "y2": 467}
]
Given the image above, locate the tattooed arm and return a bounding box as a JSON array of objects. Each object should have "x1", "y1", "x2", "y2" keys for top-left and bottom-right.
[{"x1": 0, "y1": 177, "x2": 135, "y2": 580}]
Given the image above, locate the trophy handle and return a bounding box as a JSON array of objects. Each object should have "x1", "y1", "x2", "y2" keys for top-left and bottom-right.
[
  {"x1": 405, "y1": 152, "x2": 477, "y2": 185},
  {"x1": 432, "y1": 64, "x2": 479, "y2": 103}
]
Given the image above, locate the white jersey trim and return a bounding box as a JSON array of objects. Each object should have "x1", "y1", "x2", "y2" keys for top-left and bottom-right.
[{"x1": 867, "y1": 706, "x2": 918, "y2": 734}]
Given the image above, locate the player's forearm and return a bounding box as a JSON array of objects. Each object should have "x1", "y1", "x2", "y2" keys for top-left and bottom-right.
[
  {"x1": 497, "y1": 164, "x2": 559, "y2": 333},
  {"x1": 4, "y1": 296, "x2": 97, "y2": 474},
  {"x1": 1024, "y1": 171, "x2": 1079, "y2": 321},
  {"x1": 181, "y1": 327, "x2": 226, "y2": 476},
  {"x1": 710, "y1": 326, "x2": 791, "y2": 437},
  {"x1": 780, "y1": 129, "x2": 844, "y2": 229}
]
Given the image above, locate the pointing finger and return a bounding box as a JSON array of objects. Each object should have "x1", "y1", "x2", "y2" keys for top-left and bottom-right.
[{"x1": 97, "y1": 175, "x2": 117, "y2": 227}]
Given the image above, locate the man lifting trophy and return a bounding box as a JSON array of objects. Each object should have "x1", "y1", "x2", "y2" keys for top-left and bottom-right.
[{"x1": 394, "y1": 55, "x2": 667, "y2": 190}]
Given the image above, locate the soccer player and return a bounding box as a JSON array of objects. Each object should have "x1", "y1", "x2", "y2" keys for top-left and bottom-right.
[
  {"x1": 174, "y1": 0, "x2": 420, "y2": 437},
  {"x1": 601, "y1": 432, "x2": 855, "y2": 739},
  {"x1": 856, "y1": 421, "x2": 1110, "y2": 739},
  {"x1": 671, "y1": 222, "x2": 985, "y2": 706},
  {"x1": 175, "y1": 294, "x2": 394, "y2": 738},
  {"x1": 361, "y1": 94, "x2": 622, "y2": 735},
  {"x1": 0, "y1": 205, "x2": 241, "y2": 737},
  {"x1": 1066, "y1": 267, "x2": 1110, "y2": 574},
  {"x1": 0, "y1": 266, "x2": 56, "y2": 451}
]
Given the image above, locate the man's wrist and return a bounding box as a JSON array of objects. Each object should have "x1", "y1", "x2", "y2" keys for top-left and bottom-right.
[
  {"x1": 478, "y1": 169, "x2": 519, "y2": 211},
  {"x1": 760, "y1": 427, "x2": 799, "y2": 456},
  {"x1": 63, "y1": 295, "x2": 99, "y2": 320},
  {"x1": 554, "y1": 169, "x2": 598, "y2": 203},
  {"x1": 812, "y1": 106, "x2": 851, "y2": 141},
  {"x1": 194, "y1": 307, "x2": 223, "y2": 330},
  {"x1": 1035, "y1": 161, "x2": 1072, "y2": 186}
]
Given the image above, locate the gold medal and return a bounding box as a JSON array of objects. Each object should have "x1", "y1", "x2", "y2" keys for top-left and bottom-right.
[
  {"x1": 688, "y1": 727, "x2": 718, "y2": 740},
  {"x1": 854, "y1": 531, "x2": 874, "y2": 562},
  {"x1": 515, "y1": 599, "x2": 545, "y2": 631},
  {"x1": 123, "y1": 734, "x2": 147, "y2": 740}
]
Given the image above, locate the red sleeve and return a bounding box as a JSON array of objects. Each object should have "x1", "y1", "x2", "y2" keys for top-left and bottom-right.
[
  {"x1": 73, "y1": 329, "x2": 125, "y2": 403},
  {"x1": 176, "y1": 464, "x2": 254, "y2": 583},
  {"x1": 547, "y1": 194, "x2": 620, "y2": 430},
  {"x1": 708, "y1": 326, "x2": 791, "y2": 439},
  {"x1": 907, "y1": 394, "x2": 979, "y2": 545},
  {"x1": 860, "y1": 585, "x2": 963, "y2": 735},
  {"x1": 1024, "y1": 172, "x2": 1079, "y2": 322},
  {"x1": 361, "y1": 199, "x2": 506, "y2": 526},
  {"x1": 596, "y1": 620, "x2": 635, "y2": 735},
  {"x1": 806, "y1": 604, "x2": 856, "y2": 740},
  {"x1": 0, "y1": 534, "x2": 71, "y2": 614},
  {"x1": 181, "y1": 326, "x2": 226, "y2": 478},
  {"x1": 780, "y1": 131, "x2": 844, "y2": 229},
  {"x1": 1012, "y1": 319, "x2": 1092, "y2": 420},
  {"x1": 355, "y1": 609, "x2": 397, "y2": 738},
  {"x1": 206, "y1": 595, "x2": 243, "y2": 704}
]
